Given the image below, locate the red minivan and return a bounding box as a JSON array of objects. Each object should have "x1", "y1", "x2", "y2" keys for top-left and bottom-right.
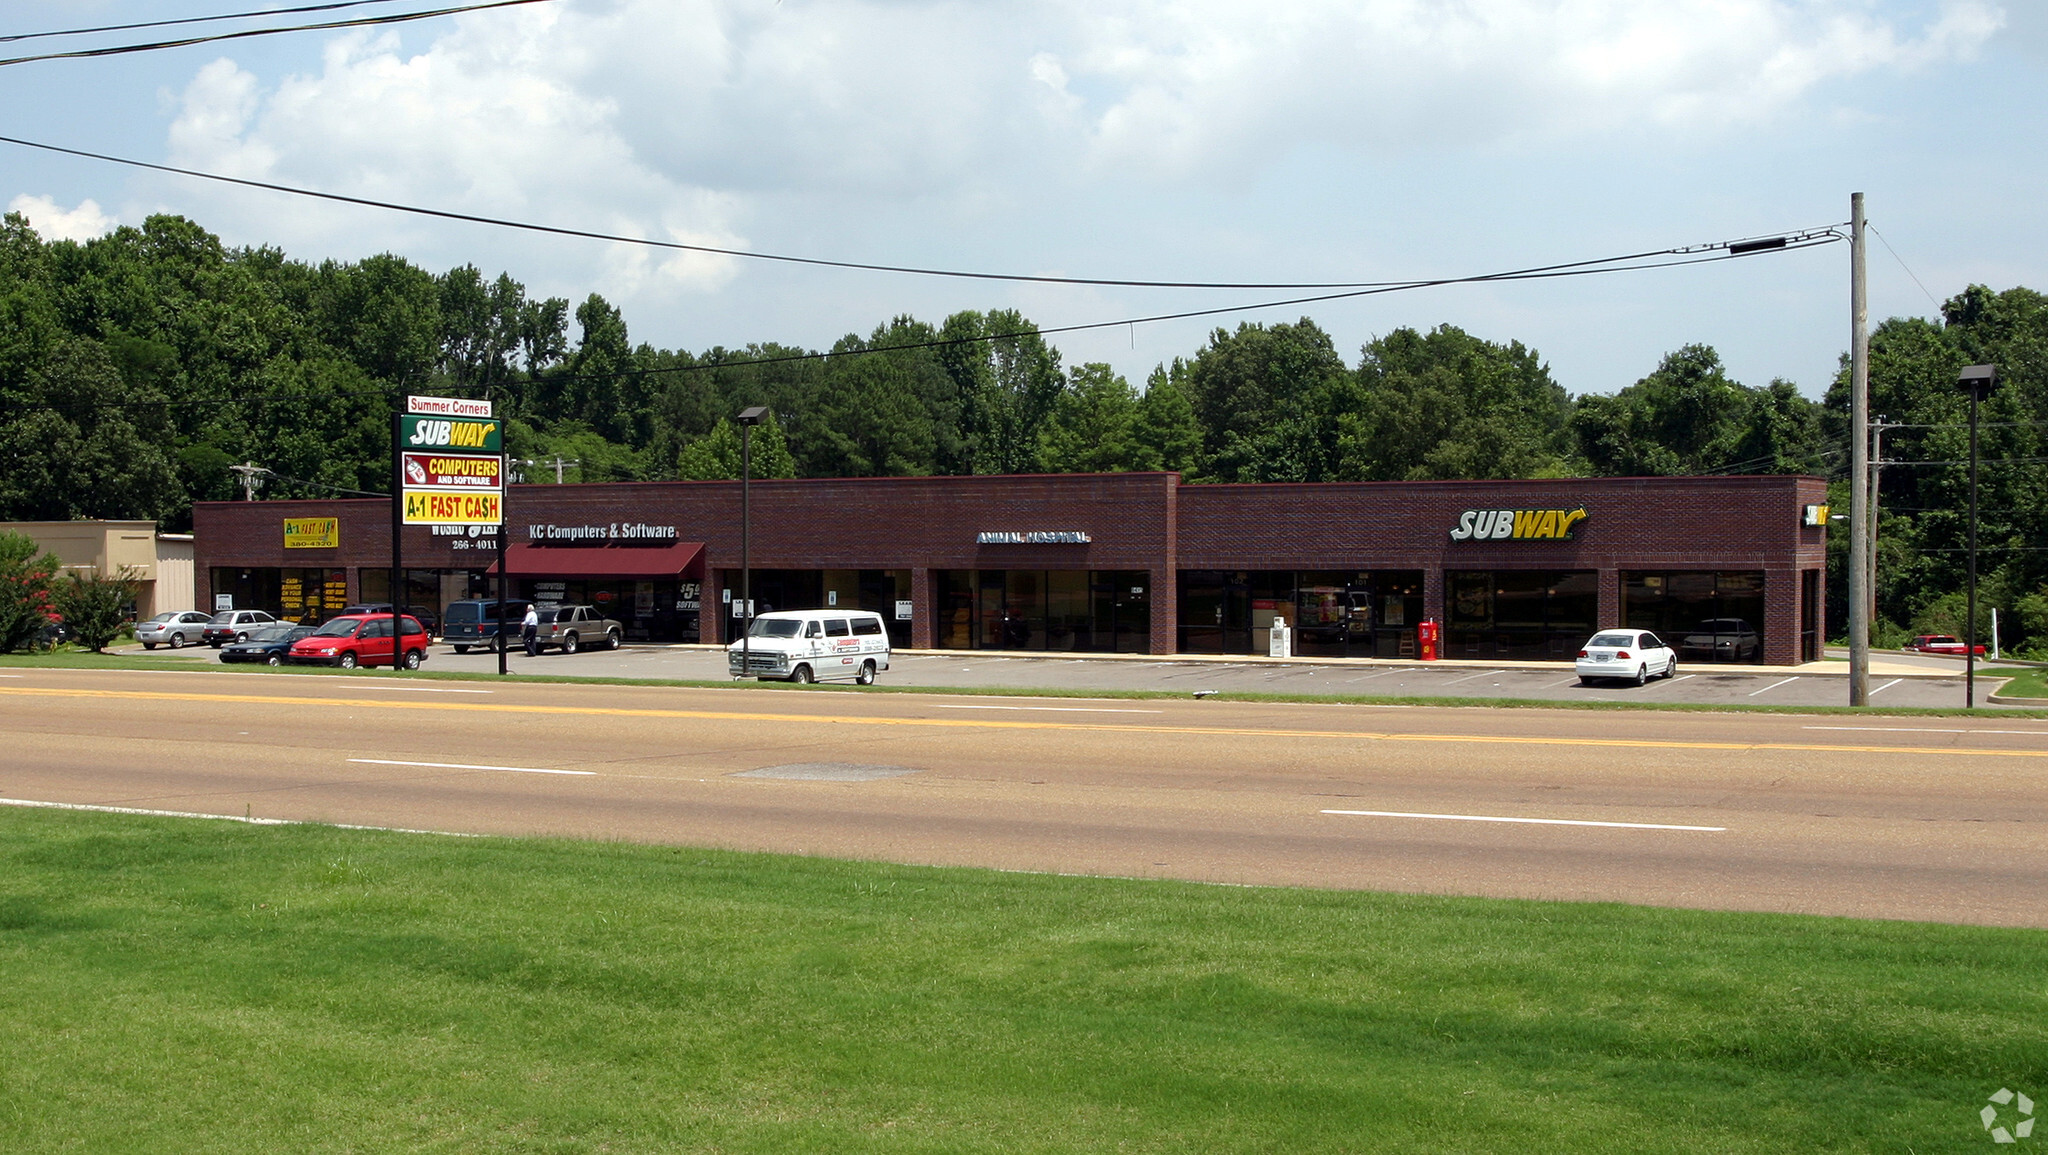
[{"x1": 286, "y1": 613, "x2": 431, "y2": 669}]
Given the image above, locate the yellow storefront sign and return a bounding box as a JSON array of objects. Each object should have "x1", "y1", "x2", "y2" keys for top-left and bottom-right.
[
  {"x1": 283, "y1": 517, "x2": 340, "y2": 549},
  {"x1": 403, "y1": 490, "x2": 502, "y2": 525}
]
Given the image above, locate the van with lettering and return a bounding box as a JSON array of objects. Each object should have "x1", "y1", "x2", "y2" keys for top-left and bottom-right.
[{"x1": 728, "y1": 609, "x2": 891, "y2": 684}]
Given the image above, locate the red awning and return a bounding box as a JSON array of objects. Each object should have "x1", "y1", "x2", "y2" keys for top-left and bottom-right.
[{"x1": 486, "y1": 541, "x2": 705, "y2": 579}]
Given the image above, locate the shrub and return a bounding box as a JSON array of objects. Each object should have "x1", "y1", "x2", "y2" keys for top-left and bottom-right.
[
  {"x1": 0, "y1": 531, "x2": 60, "y2": 653},
  {"x1": 53, "y1": 566, "x2": 143, "y2": 653}
]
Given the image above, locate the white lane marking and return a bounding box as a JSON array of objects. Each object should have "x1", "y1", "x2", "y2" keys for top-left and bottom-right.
[
  {"x1": 1345, "y1": 670, "x2": 1393, "y2": 682},
  {"x1": 1804, "y1": 726, "x2": 2048, "y2": 736},
  {"x1": 1541, "y1": 677, "x2": 1580, "y2": 688},
  {"x1": 1439, "y1": 670, "x2": 1497, "y2": 685},
  {"x1": 1868, "y1": 678, "x2": 1903, "y2": 696},
  {"x1": 1322, "y1": 808, "x2": 1724, "y2": 832},
  {"x1": 348, "y1": 758, "x2": 594, "y2": 776},
  {"x1": 1665, "y1": 674, "x2": 1696, "y2": 685},
  {"x1": 0, "y1": 674, "x2": 22, "y2": 678},
  {"x1": 932, "y1": 704, "x2": 1164, "y2": 714},
  {"x1": 1748, "y1": 677, "x2": 1798, "y2": 697},
  {"x1": 0, "y1": 796, "x2": 473, "y2": 835}
]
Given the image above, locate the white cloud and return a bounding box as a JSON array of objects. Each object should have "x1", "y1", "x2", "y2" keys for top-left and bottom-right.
[{"x1": 8, "y1": 194, "x2": 117, "y2": 242}]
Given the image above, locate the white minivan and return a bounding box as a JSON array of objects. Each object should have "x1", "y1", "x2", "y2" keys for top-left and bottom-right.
[{"x1": 728, "y1": 609, "x2": 892, "y2": 684}]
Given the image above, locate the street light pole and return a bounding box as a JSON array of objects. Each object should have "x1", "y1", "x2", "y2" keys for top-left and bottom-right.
[
  {"x1": 1848, "y1": 192, "x2": 1870, "y2": 705},
  {"x1": 1958, "y1": 364, "x2": 1998, "y2": 708},
  {"x1": 736, "y1": 406, "x2": 768, "y2": 678}
]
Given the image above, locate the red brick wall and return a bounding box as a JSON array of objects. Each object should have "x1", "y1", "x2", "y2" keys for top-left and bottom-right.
[{"x1": 195, "y1": 472, "x2": 1829, "y2": 662}]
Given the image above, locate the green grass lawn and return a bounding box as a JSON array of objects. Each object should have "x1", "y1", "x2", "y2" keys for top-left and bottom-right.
[
  {"x1": 1, "y1": 808, "x2": 2040, "y2": 1152},
  {"x1": 1990, "y1": 665, "x2": 2048, "y2": 700}
]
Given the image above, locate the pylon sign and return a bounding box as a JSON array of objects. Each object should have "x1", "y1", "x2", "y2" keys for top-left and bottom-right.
[{"x1": 397, "y1": 404, "x2": 502, "y2": 526}]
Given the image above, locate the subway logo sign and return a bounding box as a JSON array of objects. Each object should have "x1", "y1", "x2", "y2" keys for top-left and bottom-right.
[
  {"x1": 398, "y1": 414, "x2": 501, "y2": 452},
  {"x1": 1449, "y1": 507, "x2": 1588, "y2": 541}
]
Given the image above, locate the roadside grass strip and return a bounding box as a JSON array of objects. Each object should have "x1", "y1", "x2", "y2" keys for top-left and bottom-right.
[{"x1": 1, "y1": 808, "x2": 2042, "y2": 1153}]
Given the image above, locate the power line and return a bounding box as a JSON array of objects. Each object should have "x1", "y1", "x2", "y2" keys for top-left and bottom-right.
[
  {"x1": 0, "y1": 133, "x2": 1844, "y2": 292},
  {"x1": 0, "y1": 1, "x2": 410, "y2": 44},
  {"x1": 0, "y1": 0, "x2": 556, "y2": 67},
  {"x1": 1868, "y1": 224, "x2": 1943, "y2": 313}
]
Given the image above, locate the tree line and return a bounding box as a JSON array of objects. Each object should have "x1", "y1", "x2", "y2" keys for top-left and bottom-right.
[{"x1": 2, "y1": 212, "x2": 2044, "y2": 650}]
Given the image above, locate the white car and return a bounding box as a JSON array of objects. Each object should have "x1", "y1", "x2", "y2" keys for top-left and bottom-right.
[
  {"x1": 136, "y1": 610, "x2": 213, "y2": 650},
  {"x1": 1576, "y1": 629, "x2": 1677, "y2": 686}
]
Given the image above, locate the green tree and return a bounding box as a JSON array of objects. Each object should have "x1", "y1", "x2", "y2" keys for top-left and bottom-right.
[
  {"x1": 674, "y1": 414, "x2": 799, "y2": 480},
  {"x1": 1572, "y1": 345, "x2": 1755, "y2": 477},
  {"x1": 1133, "y1": 366, "x2": 1206, "y2": 477},
  {"x1": 0, "y1": 531, "x2": 60, "y2": 653},
  {"x1": 0, "y1": 336, "x2": 181, "y2": 520},
  {"x1": 1339, "y1": 325, "x2": 1576, "y2": 480},
  {"x1": 1181, "y1": 319, "x2": 1348, "y2": 482},
  {"x1": 53, "y1": 566, "x2": 143, "y2": 652},
  {"x1": 1038, "y1": 363, "x2": 1143, "y2": 473}
]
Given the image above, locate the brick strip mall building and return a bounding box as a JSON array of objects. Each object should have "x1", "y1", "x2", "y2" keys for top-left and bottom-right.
[{"x1": 194, "y1": 471, "x2": 1830, "y2": 665}]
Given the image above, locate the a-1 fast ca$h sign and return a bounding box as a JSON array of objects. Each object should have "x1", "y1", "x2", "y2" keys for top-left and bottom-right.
[{"x1": 404, "y1": 490, "x2": 501, "y2": 525}]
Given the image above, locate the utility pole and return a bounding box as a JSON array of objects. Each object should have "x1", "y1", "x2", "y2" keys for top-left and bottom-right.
[
  {"x1": 229, "y1": 463, "x2": 266, "y2": 501},
  {"x1": 1848, "y1": 192, "x2": 1870, "y2": 706}
]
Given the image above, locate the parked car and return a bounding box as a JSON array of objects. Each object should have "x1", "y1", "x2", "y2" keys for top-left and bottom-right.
[
  {"x1": 1679, "y1": 618, "x2": 1762, "y2": 662},
  {"x1": 286, "y1": 613, "x2": 431, "y2": 669},
  {"x1": 441, "y1": 598, "x2": 535, "y2": 653},
  {"x1": 337, "y1": 602, "x2": 439, "y2": 638},
  {"x1": 728, "y1": 609, "x2": 893, "y2": 684},
  {"x1": 137, "y1": 610, "x2": 213, "y2": 650},
  {"x1": 527, "y1": 605, "x2": 623, "y2": 655},
  {"x1": 1904, "y1": 634, "x2": 1987, "y2": 656},
  {"x1": 218, "y1": 624, "x2": 317, "y2": 666},
  {"x1": 1576, "y1": 629, "x2": 1677, "y2": 686},
  {"x1": 202, "y1": 609, "x2": 277, "y2": 647}
]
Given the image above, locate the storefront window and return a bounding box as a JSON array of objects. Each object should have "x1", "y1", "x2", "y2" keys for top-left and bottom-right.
[
  {"x1": 1179, "y1": 571, "x2": 1423, "y2": 657},
  {"x1": 934, "y1": 570, "x2": 1147, "y2": 652},
  {"x1": 1623, "y1": 571, "x2": 1766, "y2": 662},
  {"x1": 1446, "y1": 570, "x2": 1598, "y2": 659}
]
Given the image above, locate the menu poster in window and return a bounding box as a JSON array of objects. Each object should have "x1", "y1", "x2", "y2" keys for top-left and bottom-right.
[{"x1": 1383, "y1": 596, "x2": 1405, "y2": 627}]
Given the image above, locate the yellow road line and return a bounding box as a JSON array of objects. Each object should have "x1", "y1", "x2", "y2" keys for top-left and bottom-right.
[{"x1": 1, "y1": 684, "x2": 2036, "y2": 759}]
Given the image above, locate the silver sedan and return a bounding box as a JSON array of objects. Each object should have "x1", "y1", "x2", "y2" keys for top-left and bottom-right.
[{"x1": 136, "y1": 610, "x2": 214, "y2": 650}]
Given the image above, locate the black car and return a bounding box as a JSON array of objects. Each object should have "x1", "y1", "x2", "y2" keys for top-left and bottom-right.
[
  {"x1": 218, "y1": 624, "x2": 317, "y2": 665},
  {"x1": 441, "y1": 598, "x2": 535, "y2": 653}
]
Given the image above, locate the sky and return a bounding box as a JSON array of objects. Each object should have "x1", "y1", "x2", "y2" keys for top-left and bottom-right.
[{"x1": 2, "y1": 0, "x2": 2043, "y2": 400}]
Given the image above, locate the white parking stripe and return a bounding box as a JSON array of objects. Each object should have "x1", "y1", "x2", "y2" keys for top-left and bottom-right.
[
  {"x1": 348, "y1": 758, "x2": 594, "y2": 776},
  {"x1": 1439, "y1": 670, "x2": 1496, "y2": 685},
  {"x1": 1868, "y1": 678, "x2": 1903, "y2": 696},
  {"x1": 1748, "y1": 677, "x2": 1798, "y2": 697},
  {"x1": 1322, "y1": 808, "x2": 1723, "y2": 832}
]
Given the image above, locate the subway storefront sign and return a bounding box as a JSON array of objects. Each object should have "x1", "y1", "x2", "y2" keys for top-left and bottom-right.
[
  {"x1": 403, "y1": 491, "x2": 502, "y2": 525},
  {"x1": 398, "y1": 414, "x2": 501, "y2": 452}
]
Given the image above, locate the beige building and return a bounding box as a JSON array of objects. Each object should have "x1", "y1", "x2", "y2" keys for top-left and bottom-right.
[{"x1": 4, "y1": 521, "x2": 196, "y2": 619}]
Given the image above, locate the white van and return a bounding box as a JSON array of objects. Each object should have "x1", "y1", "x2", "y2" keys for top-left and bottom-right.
[{"x1": 728, "y1": 609, "x2": 892, "y2": 684}]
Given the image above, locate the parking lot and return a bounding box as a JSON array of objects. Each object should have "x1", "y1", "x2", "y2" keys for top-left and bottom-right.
[{"x1": 407, "y1": 642, "x2": 2026, "y2": 710}]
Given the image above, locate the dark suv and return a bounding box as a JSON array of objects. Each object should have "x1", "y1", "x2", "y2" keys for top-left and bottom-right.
[{"x1": 441, "y1": 599, "x2": 536, "y2": 653}]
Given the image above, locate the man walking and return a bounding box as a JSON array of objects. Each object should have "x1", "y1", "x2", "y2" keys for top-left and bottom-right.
[{"x1": 521, "y1": 603, "x2": 540, "y2": 656}]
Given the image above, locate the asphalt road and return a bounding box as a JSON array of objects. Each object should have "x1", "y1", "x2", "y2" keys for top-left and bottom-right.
[{"x1": 5, "y1": 666, "x2": 2045, "y2": 928}]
